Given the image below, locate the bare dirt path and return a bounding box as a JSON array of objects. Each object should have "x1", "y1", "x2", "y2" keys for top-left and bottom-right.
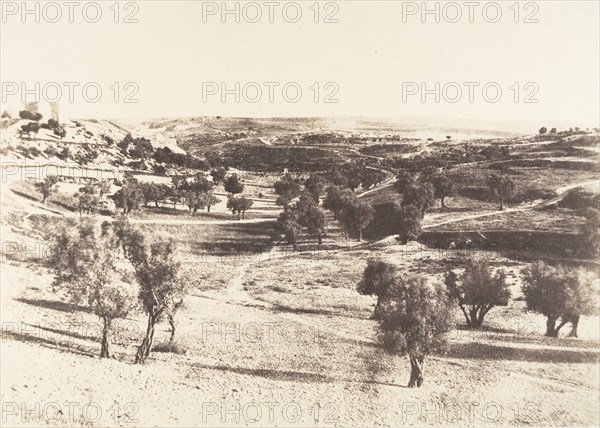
[
  {"x1": 422, "y1": 179, "x2": 599, "y2": 230},
  {"x1": 213, "y1": 243, "x2": 374, "y2": 346},
  {"x1": 129, "y1": 217, "x2": 274, "y2": 226},
  {"x1": 357, "y1": 178, "x2": 395, "y2": 198}
]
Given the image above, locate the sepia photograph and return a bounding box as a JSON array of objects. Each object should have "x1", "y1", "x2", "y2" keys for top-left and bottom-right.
[{"x1": 1, "y1": 1, "x2": 599, "y2": 426}]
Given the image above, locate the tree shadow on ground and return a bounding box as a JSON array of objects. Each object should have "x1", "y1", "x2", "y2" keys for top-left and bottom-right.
[
  {"x1": 1, "y1": 327, "x2": 96, "y2": 358},
  {"x1": 269, "y1": 303, "x2": 370, "y2": 323},
  {"x1": 482, "y1": 332, "x2": 600, "y2": 351},
  {"x1": 193, "y1": 363, "x2": 407, "y2": 387},
  {"x1": 15, "y1": 297, "x2": 90, "y2": 314},
  {"x1": 444, "y1": 342, "x2": 599, "y2": 364},
  {"x1": 456, "y1": 324, "x2": 514, "y2": 335},
  {"x1": 27, "y1": 323, "x2": 99, "y2": 342},
  {"x1": 428, "y1": 206, "x2": 477, "y2": 213}
]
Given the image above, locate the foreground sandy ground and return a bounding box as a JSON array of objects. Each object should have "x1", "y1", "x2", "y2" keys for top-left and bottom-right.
[{"x1": 1, "y1": 239, "x2": 599, "y2": 427}]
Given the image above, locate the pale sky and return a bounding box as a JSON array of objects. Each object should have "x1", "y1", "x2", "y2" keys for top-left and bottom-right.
[{"x1": 1, "y1": 1, "x2": 598, "y2": 127}]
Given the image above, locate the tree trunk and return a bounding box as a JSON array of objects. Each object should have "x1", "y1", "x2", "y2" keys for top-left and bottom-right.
[
  {"x1": 317, "y1": 233, "x2": 322, "y2": 246},
  {"x1": 568, "y1": 314, "x2": 580, "y2": 337},
  {"x1": 237, "y1": 211, "x2": 241, "y2": 220},
  {"x1": 135, "y1": 313, "x2": 158, "y2": 364},
  {"x1": 469, "y1": 307, "x2": 481, "y2": 328},
  {"x1": 408, "y1": 355, "x2": 424, "y2": 388},
  {"x1": 358, "y1": 229, "x2": 363, "y2": 242},
  {"x1": 554, "y1": 318, "x2": 568, "y2": 336},
  {"x1": 477, "y1": 305, "x2": 492, "y2": 327},
  {"x1": 207, "y1": 205, "x2": 211, "y2": 213},
  {"x1": 371, "y1": 294, "x2": 384, "y2": 320},
  {"x1": 459, "y1": 304, "x2": 471, "y2": 327},
  {"x1": 242, "y1": 211, "x2": 245, "y2": 219},
  {"x1": 100, "y1": 316, "x2": 111, "y2": 359},
  {"x1": 545, "y1": 316, "x2": 558, "y2": 337},
  {"x1": 441, "y1": 196, "x2": 446, "y2": 208},
  {"x1": 499, "y1": 196, "x2": 504, "y2": 211},
  {"x1": 168, "y1": 314, "x2": 176, "y2": 344}
]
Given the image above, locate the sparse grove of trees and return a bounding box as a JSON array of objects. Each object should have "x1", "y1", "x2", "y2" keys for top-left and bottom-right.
[
  {"x1": 275, "y1": 192, "x2": 328, "y2": 247},
  {"x1": 111, "y1": 173, "x2": 222, "y2": 217},
  {"x1": 16, "y1": 121, "x2": 600, "y2": 400}
]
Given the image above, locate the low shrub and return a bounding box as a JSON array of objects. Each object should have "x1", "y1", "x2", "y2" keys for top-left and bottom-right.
[
  {"x1": 509, "y1": 188, "x2": 558, "y2": 203},
  {"x1": 457, "y1": 186, "x2": 491, "y2": 202},
  {"x1": 558, "y1": 188, "x2": 600, "y2": 210},
  {"x1": 152, "y1": 341, "x2": 187, "y2": 355}
]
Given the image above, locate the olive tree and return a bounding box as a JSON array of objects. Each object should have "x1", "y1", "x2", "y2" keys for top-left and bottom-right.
[
  {"x1": 275, "y1": 206, "x2": 302, "y2": 250},
  {"x1": 224, "y1": 174, "x2": 244, "y2": 195},
  {"x1": 35, "y1": 175, "x2": 59, "y2": 204},
  {"x1": 395, "y1": 170, "x2": 417, "y2": 193},
  {"x1": 395, "y1": 204, "x2": 422, "y2": 244},
  {"x1": 358, "y1": 259, "x2": 398, "y2": 319},
  {"x1": 339, "y1": 199, "x2": 375, "y2": 241},
  {"x1": 323, "y1": 185, "x2": 353, "y2": 220},
  {"x1": 51, "y1": 219, "x2": 136, "y2": 358},
  {"x1": 227, "y1": 196, "x2": 254, "y2": 219},
  {"x1": 402, "y1": 183, "x2": 435, "y2": 218},
  {"x1": 580, "y1": 208, "x2": 599, "y2": 259},
  {"x1": 274, "y1": 173, "x2": 302, "y2": 204},
  {"x1": 304, "y1": 174, "x2": 327, "y2": 201},
  {"x1": 112, "y1": 181, "x2": 144, "y2": 215},
  {"x1": 487, "y1": 174, "x2": 515, "y2": 210},
  {"x1": 297, "y1": 194, "x2": 327, "y2": 245},
  {"x1": 430, "y1": 171, "x2": 456, "y2": 208},
  {"x1": 122, "y1": 228, "x2": 190, "y2": 364},
  {"x1": 522, "y1": 262, "x2": 597, "y2": 337},
  {"x1": 201, "y1": 193, "x2": 221, "y2": 213},
  {"x1": 444, "y1": 260, "x2": 510, "y2": 328},
  {"x1": 376, "y1": 274, "x2": 454, "y2": 387}
]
